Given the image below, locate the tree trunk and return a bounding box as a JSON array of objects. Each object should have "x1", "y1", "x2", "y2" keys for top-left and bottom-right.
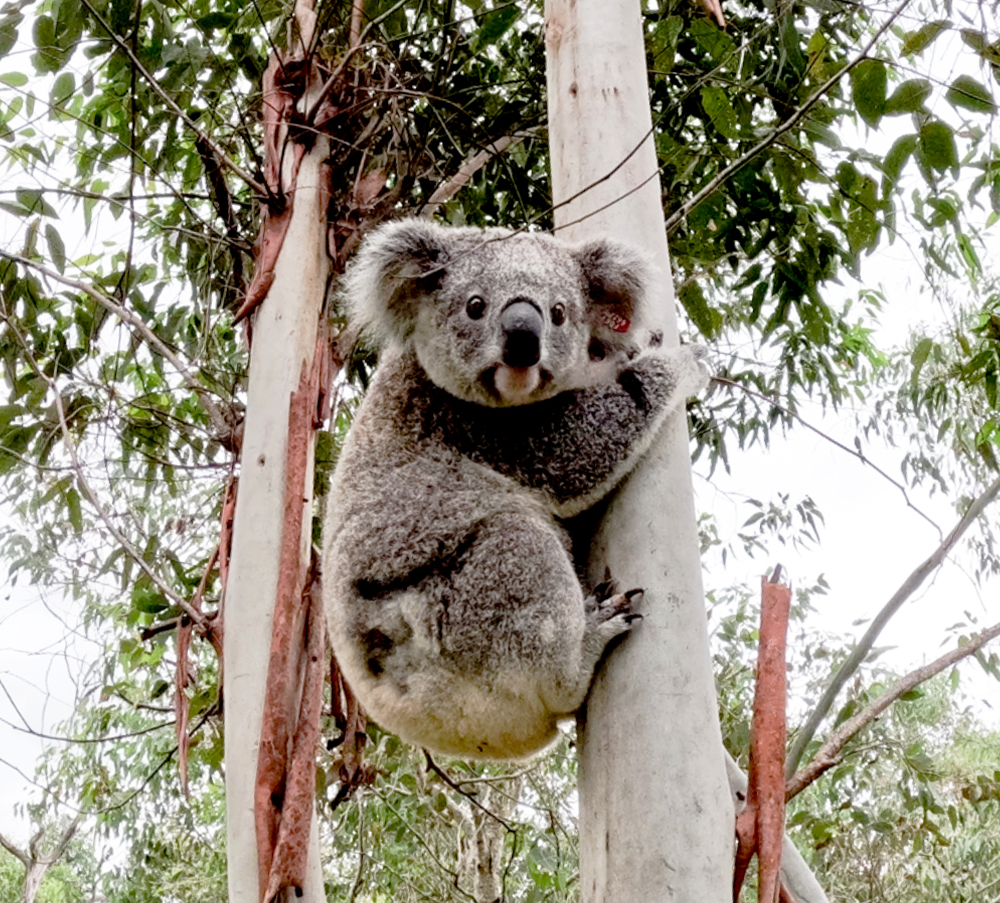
[
  {"x1": 223, "y1": 141, "x2": 329, "y2": 903},
  {"x1": 545, "y1": 2, "x2": 734, "y2": 901}
]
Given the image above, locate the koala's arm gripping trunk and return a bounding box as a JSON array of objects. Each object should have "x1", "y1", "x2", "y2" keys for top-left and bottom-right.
[{"x1": 545, "y1": 2, "x2": 735, "y2": 901}]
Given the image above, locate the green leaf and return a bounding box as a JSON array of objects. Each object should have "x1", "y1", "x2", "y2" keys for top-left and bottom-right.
[
  {"x1": 901, "y1": 20, "x2": 950, "y2": 55},
  {"x1": 945, "y1": 75, "x2": 997, "y2": 114},
  {"x1": 957, "y1": 232, "x2": 981, "y2": 275},
  {"x1": 919, "y1": 121, "x2": 958, "y2": 171},
  {"x1": 0, "y1": 14, "x2": 21, "y2": 57},
  {"x1": 701, "y1": 85, "x2": 739, "y2": 140},
  {"x1": 911, "y1": 337, "x2": 933, "y2": 387},
  {"x1": 50, "y1": 71, "x2": 74, "y2": 110},
  {"x1": 471, "y1": 6, "x2": 518, "y2": 53},
  {"x1": 66, "y1": 486, "x2": 82, "y2": 533},
  {"x1": 45, "y1": 223, "x2": 66, "y2": 272},
  {"x1": 883, "y1": 79, "x2": 931, "y2": 115},
  {"x1": 850, "y1": 59, "x2": 886, "y2": 127},
  {"x1": 0, "y1": 71, "x2": 27, "y2": 87},
  {"x1": 679, "y1": 281, "x2": 723, "y2": 339},
  {"x1": 882, "y1": 134, "x2": 917, "y2": 189},
  {"x1": 16, "y1": 189, "x2": 57, "y2": 217}
]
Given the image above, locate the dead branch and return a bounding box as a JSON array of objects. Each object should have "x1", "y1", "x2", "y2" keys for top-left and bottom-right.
[{"x1": 421, "y1": 134, "x2": 532, "y2": 218}]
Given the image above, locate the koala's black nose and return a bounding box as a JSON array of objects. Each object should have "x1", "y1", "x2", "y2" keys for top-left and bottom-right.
[{"x1": 500, "y1": 300, "x2": 543, "y2": 368}]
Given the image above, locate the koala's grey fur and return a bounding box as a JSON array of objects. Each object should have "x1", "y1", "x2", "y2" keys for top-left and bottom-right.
[{"x1": 323, "y1": 219, "x2": 708, "y2": 760}]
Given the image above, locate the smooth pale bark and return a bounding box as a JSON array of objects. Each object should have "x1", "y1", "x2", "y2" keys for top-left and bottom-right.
[
  {"x1": 224, "y1": 144, "x2": 328, "y2": 903},
  {"x1": 545, "y1": 2, "x2": 734, "y2": 901}
]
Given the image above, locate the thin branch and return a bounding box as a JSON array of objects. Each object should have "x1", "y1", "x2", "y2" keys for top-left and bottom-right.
[
  {"x1": 786, "y1": 473, "x2": 1000, "y2": 777},
  {"x1": 0, "y1": 251, "x2": 230, "y2": 438},
  {"x1": 0, "y1": 307, "x2": 208, "y2": 628},
  {"x1": 421, "y1": 134, "x2": 532, "y2": 218},
  {"x1": 76, "y1": 0, "x2": 265, "y2": 196},
  {"x1": 0, "y1": 714, "x2": 173, "y2": 744},
  {"x1": 0, "y1": 832, "x2": 29, "y2": 867},
  {"x1": 786, "y1": 617, "x2": 1000, "y2": 799},
  {"x1": 423, "y1": 751, "x2": 515, "y2": 832},
  {"x1": 712, "y1": 375, "x2": 939, "y2": 532},
  {"x1": 663, "y1": 0, "x2": 915, "y2": 234}
]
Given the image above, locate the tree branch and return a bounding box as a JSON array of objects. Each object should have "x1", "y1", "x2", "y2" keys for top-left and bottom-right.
[
  {"x1": 421, "y1": 134, "x2": 531, "y2": 218},
  {"x1": 76, "y1": 0, "x2": 265, "y2": 196},
  {"x1": 0, "y1": 251, "x2": 232, "y2": 442},
  {"x1": 712, "y1": 376, "x2": 939, "y2": 533},
  {"x1": 0, "y1": 307, "x2": 209, "y2": 629},
  {"x1": 786, "y1": 473, "x2": 1000, "y2": 777},
  {"x1": 0, "y1": 832, "x2": 29, "y2": 867},
  {"x1": 786, "y1": 617, "x2": 1000, "y2": 799},
  {"x1": 663, "y1": 0, "x2": 915, "y2": 234}
]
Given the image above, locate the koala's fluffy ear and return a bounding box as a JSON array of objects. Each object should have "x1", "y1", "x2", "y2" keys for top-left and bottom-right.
[
  {"x1": 573, "y1": 239, "x2": 653, "y2": 333},
  {"x1": 342, "y1": 218, "x2": 451, "y2": 347}
]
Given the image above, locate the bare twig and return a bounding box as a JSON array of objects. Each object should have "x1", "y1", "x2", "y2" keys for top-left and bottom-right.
[
  {"x1": 423, "y1": 751, "x2": 515, "y2": 832},
  {"x1": 786, "y1": 617, "x2": 1000, "y2": 799},
  {"x1": 663, "y1": 0, "x2": 915, "y2": 234},
  {"x1": 786, "y1": 473, "x2": 1000, "y2": 777},
  {"x1": 76, "y1": 0, "x2": 265, "y2": 195}
]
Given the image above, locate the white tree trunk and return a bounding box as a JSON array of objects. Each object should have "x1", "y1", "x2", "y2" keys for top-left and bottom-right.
[
  {"x1": 545, "y1": 3, "x2": 734, "y2": 901},
  {"x1": 223, "y1": 144, "x2": 329, "y2": 903}
]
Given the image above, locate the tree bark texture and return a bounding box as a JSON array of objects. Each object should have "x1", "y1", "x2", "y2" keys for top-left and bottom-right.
[
  {"x1": 545, "y1": 2, "x2": 734, "y2": 901},
  {"x1": 223, "y1": 143, "x2": 329, "y2": 903}
]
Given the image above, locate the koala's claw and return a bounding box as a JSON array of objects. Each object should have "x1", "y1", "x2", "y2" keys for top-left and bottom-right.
[{"x1": 588, "y1": 586, "x2": 643, "y2": 624}]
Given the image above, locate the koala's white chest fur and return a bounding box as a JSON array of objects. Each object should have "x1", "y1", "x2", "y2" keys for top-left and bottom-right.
[{"x1": 322, "y1": 220, "x2": 708, "y2": 760}]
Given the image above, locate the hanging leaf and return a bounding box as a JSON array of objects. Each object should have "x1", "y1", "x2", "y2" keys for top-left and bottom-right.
[
  {"x1": 850, "y1": 59, "x2": 886, "y2": 127},
  {"x1": 883, "y1": 79, "x2": 931, "y2": 115},
  {"x1": 945, "y1": 75, "x2": 997, "y2": 114},
  {"x1": 701, "y1": 86, "x2": 740, "y2": 140},
  {"x1": 919, "y1": 120, "x2": 958, "y2": 171},
  {"x1": 901, "y1": 20, "x2": 950, "y2": 55},
  {"x1": 45, "y1": 223, "x2": 66, "y2": 272}
]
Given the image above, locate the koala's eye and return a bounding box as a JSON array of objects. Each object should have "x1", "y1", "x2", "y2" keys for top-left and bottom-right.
[
  {"x1": 551, "y1": 303, "x2": 566, "y2": 326},
  {"x1": 466, "y1": 296, "x2": 487, "y2": 320}
]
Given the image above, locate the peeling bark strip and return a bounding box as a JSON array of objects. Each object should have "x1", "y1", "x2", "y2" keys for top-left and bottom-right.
[
  {"x1": 735, "y1": 572, "x2": 791, "y2": 903},
  {"x1": 263, "y1": 572, "x2": 326, "y2": 903},
  {"x1": 254, "y1": 357, "x2": 323, "y2": 903},
  {"x1": 176, "y1": 616, "x2": 192, "y2": 797},
  {"x1": 234, "y1": 53, "x2": 310, "y2": 324}
]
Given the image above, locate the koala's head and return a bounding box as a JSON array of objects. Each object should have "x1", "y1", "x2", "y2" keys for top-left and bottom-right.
[{"x1": 343, "y1": 218, "x2": 654, "y2": 407}]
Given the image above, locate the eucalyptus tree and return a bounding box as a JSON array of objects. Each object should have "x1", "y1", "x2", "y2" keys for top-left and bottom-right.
[{"x1": 0, "y1": 0, "x2": 999, "y2": 899}]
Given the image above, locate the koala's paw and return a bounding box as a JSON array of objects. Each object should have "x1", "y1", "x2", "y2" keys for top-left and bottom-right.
[
  {"x1": 671, "y1": 343, "x2": 711, "y2": 397},
  {"x1": 585, "y1": 583, "x2": 643, "y2": 637}
]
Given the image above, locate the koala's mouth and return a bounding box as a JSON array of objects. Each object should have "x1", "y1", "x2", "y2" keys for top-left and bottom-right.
[{"x1": 481, "y1": 364, "x2": 552, "y2": 406}]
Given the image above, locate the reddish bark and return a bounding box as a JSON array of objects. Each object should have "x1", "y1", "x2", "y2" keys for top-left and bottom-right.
[
  {"x1": 175, "y1": 615, "x2": 192, "y2": 797},
  {"x1": 234, "y1": 54, "x2": 310, "y2": 324},
  {"x1": 254, "y1": 350, "x2": 325, "y2": 903},
  {"x1": 734, "y1": 571, "x2": 791, "y2": 903}
]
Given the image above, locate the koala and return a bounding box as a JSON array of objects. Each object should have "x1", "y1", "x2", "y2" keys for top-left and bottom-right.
[{"x1": 322, "y1": 219, "x2": 708, "y2": 760}]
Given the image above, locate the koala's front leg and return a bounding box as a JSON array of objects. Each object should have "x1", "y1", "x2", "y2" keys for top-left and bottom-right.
[{"x1": 457, "y1": 344, "x2": 709, "y2": 517}]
